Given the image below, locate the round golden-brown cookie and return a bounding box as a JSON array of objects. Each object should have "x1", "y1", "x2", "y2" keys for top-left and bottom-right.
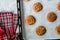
[
  {"x1": 55, "y1": 25, "x2": 60, "y2": 35},
  {"x1": 47, "y1": 12, "x2": 57, "y2": 22},
  {"x1": 24, "y1": 0, "x2": 30, "y2": 2},
  {"x1": 25, "y1": 15, "x2": 36, "y2": 25},
  {"x1": 56, "y1": 2, "x2": 60, "y2": 10},
  {"x1": 32, "y1": 2, "x2": 43, "y2": 12},
  {"x1": 36, "y1": 26, "x2": 46, "y2": 36}
]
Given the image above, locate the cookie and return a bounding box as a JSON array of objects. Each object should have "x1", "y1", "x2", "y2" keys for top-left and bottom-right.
[
  {"x1": 56, "y1": 2, "x2": 60, "y2": 10},
  {"x1": 55, "y1": 25, "x2": 60, "y2": 35},
  {"x1": 25, "y1": 15, "x2": 36, "y2": 25},
  {"x1": 36, "y1": 26, "x2": 46, "y2": 36},
  {"x1": 47, "y1": 12, "x2": 57, "y2": 22},
  {"x1": 24, "y1": 0, "x2": 30, "y2": 2},
  {"x1": 32, "y1": 2, "x2": 43, "y2": 12}
]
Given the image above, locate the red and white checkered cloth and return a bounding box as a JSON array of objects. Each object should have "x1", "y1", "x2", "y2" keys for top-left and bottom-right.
[{"x1": 0, "y1": 12, "x2": 18, "y2": 40}]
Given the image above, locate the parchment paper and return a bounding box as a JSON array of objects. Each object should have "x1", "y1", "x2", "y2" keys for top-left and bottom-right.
[{"x1": 23, "y1": 0, "x2": 60, "y2": 40}]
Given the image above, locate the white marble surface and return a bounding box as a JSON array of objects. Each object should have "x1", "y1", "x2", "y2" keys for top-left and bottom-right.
[
  {"x1": 0, "y1": 0, "x2": 17, "y2": 14},
  {"x1": 23, "y1": 0, "x2": 60, "y2": 40}
]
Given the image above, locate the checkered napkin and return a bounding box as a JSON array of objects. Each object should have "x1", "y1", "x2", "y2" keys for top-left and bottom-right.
[{"x1": 0, "y1": 12, "x2": 18, "y2": 40}]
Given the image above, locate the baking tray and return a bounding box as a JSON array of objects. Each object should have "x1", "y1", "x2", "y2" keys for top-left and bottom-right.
[{"x1": 20, "y1": 0, "x2": 60, "y2": 40}]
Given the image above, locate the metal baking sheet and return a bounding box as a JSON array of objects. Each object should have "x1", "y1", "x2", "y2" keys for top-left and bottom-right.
[{"x1": 21, "y1": 0, "x2": 60, "y2": 40}]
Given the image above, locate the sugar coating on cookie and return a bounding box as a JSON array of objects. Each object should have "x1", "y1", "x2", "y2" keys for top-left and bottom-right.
[
  {"x1": 47, "y1": 12, "x2": 57, "y2": 22},
  {"x1": 32, "y1": 2, "x2": 43, "y2": 12},
  {"x1": 56, "y1": 2, "x2": 60, "y2": 10},
  {"x1": 25, "y1": 15, "x2": 36, "y2": 25},
  {"x1": 36, "y1": 26, "x2": 46, "y2": 36},
  {"x1": 24, "y1": 0, "x2": 30, "y2": 2},
  {"x1": 55, "y1": 25, "x2": 60, "y2": 35}
]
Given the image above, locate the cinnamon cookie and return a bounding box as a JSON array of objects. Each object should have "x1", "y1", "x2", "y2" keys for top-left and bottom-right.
[
  {"x1": 47, "y1": 12, "x2": 57, "y2": 22},
  {"x1": 32, "y1": 2, "x2": 43, "y2": 12},
  {"x1": 36, "y1": 26, "x2": 46, "y2": 36},
  {"x1": 25, "y1": 15, "x2": 36, "y2": 25},
  {"x1": 56, "y1": 2, "x2": 60, "y2": 10},
  {"x1": 24, "y1": 0, "x2": 30, "y2": 2},
  {"x1": 55, "y1": 25, "x2": 60, "y2": 35}
]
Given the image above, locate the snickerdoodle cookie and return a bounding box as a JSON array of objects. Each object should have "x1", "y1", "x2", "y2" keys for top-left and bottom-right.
[
  {"x1": 36, "y1": 26, "x2": 46, "y2": 36},
  {"x1": 24, "y1": 0, "x2": 30, "y2": 2},
  {"x1": 25, "y1": 15, "x2": 36, "y2": 25},
  {"x1": 56, "y1": 2, "x2": 60, "y2": 10},
  {"x1": 47, "y1": 12, "x2": 57, "y2": 22},
  {"x1": 32, "y1": 2, "x2": 43, "y2": 12},
  {"x1": 55, "y1": 25, "x2": 60, "y2": 35}
]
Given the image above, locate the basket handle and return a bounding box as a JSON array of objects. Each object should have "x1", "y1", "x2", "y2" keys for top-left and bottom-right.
[{"x1": 17, "y1": 0, "x2": 23, "y2": 40}]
